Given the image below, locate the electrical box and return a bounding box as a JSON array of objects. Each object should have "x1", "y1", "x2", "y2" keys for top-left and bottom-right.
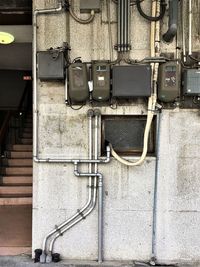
[
  {"x1": 37, "y1": 50, "x2": 65, "y2": 80},
  {"x1": 158, "y1": 62, "x2": 180, "y2": 102},
  {"x1": 92, "y1": 61, "x2": 110, "y2": 101},
  {"x1": 112, "y1": 65, "x2": 151, "y2": 98},
  {"x1": 183, "y1": 69, "x2": 200, "y2": 95},
  {"x1": 68, "y1": 63, "x2": 89, "y2": 103},
  {"x1": 80, "y1": 0, "x2": 101, "y2": 13}
]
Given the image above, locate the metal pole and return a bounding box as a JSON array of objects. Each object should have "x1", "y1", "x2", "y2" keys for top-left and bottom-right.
[
  {"x1": 182, "y1": 1, "x2": 187, "y2": 62},
  {"x1": 151, "y1": 111, "x2": 162, "y2": 264},
  {"x1": 188, "y1": 0, "x2": 192, "y2": 55}
]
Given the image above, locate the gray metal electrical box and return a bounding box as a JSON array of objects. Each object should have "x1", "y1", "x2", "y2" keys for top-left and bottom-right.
[
  {"x1": 183, "y1": 69, "x2": 200, "y2": 95},
  {"x1": 158, "y1": 62, "x2": 180, "y2": 102},
  {"x1": 68, "y1": 63, "x2": 89, "y2": 103},
  {"x1": 37, "y1": 51, "x2": 65, "y2": 80},
  {"x1": 80, "y1": 0, "x2": 101, "y2": 13},
  {"x1": 112, "y1": 65, "x2": 151, "y2": 98},
  {"x1": 92, "y1": 61, "x2": 110, "y2": 101}
]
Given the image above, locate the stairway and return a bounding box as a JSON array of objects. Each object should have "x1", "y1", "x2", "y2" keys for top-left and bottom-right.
[{"x1": 0, "y1": 113, "x2": 32, "y2": 255}]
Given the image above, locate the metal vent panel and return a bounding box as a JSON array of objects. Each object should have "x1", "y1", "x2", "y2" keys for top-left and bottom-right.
[{"x1": 101, "y1": 115, "x2": 155, "y2": 155}]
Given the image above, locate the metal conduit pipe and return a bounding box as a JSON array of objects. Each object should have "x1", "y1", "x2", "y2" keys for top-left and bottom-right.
[
  {"x1": 48, "y1": 112, "x2": 102, "y2": 258},
  {"x1": 41, "y1": 111, "x2": 95, "y2": 263},
  {"x1": 188, "y1": 0, "x2": 192, "y2": 55},
  {"x1": 33, "y1": 2, "x2": 111, "y2": 164},
  {"x1": 162, "y1": 0, "x2": 178, "y2": 43},
  {"x1": 182, "y1": 1, "x2": 186, "y2": 62},
  {"x1": 93, "y1": 109, "x2": 104, "y2": 263}
]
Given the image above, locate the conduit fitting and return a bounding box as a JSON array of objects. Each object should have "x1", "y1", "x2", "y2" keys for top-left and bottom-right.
[
  {"x1": 87, "y1": 109, "x2": 94, "y2": 117},
  {"x1": 93, "y1": 108, "x2": 101, "y2": 117},
  {"x1": 162, "y1": 0, "x2": 178, "y2": 43}
]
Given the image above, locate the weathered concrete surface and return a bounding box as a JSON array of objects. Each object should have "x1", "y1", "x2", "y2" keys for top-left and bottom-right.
[{"x1": 33, "y1": 0, "x2": 200, "y2": 264}]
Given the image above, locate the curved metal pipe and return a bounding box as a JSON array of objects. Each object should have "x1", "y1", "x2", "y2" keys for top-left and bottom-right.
[
  {"x1": 41, "y1": 112, "x2": 95, "y2": 263},
  {"x1": 162, "y1": 0, "x2": 178, "y2": 43}
]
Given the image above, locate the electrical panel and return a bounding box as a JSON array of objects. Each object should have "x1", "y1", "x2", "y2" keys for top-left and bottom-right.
[
  {"x1": 37, "y1": 51, "x2": 65, "y2": 80},
  {"x1": 183, "y1": 69, "x2": 200, "y2": 96},
  {"x1": 112, "y1": 65, "x2": 151, "y2": 98},
  {"x1": 80, "y1": 0, "x2": 101, "y2": 13},
  {"x1": 68, "y1": 63, "x2": 89, "y2": 103},
  {"x1": 92, "y1": 62, "x2": 110, "y2": 101},
  {"x1": 158, "y1": 62, "x2": 180, "y2": 102}
]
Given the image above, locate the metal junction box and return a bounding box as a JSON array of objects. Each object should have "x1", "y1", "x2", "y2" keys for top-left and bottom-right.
[
  {"x1": 92, "y1": 61, "x2": 110, "y2": 101},
  {"x1": 112, "y1": 65, "x2": 151, "y2": 98},
  {"x1": 80, "y1": 0, "x2": 101, "y2": 13},
  {"x1": 158, "y1": 62, "x2": 180, "y2": 102},
  {"x1": 37, "y1": 51, "x2": 65, "y2": 80},
  {"x1": 68, "y1": 63, "x2": 89, "y2": 103},
  {"x1": 183, "y1": 69, "x2": 200, "y2": 95}
]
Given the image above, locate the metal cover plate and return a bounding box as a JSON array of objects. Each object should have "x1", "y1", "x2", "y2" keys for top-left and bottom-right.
[{"x1": 112, "y1": 65, "x2": 151, "y2": 98}]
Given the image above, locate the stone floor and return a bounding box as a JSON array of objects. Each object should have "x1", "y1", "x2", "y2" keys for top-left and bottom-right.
[{"x1": 0, "y1": 256, "x2": 198, "y2": 267}]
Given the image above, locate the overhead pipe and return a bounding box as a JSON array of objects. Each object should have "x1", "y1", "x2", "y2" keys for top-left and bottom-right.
[{"x1": 162, "y1": 0, "x2": 178, "y2": 43}]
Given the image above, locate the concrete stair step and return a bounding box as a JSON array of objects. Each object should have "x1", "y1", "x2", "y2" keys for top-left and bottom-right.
[
  {"x1": 1, "y1": 176, "x2": 32, "y2": 186},
  {"x1": 2, "y1": 159, "x2": 32, "y2": 167},
  {"x1": 24, "y1": 123, "x2": 32, "y2": 128},
  {"x1": 1, "y1": 167, "x2": 32, "y2": 176},
  {"x1": 8, "y1": 151, "x2": 32, "y2": 159},
  {"x1": 0, "y1": 197, "x2": 32, "y2": 206},
  {"x1": 0, "y1": 186, "x2": 32, "y2": 197},
  {"x1": 8, "y1": 144, "x2": 32, "y2": 152},
  {"x1": 21, "y1": 132, "x2": 32, "y2": 138},
  {"x1": 23, "y1": 128, "x2": 32, "y2": 133},
  {"x1": 20, "y1": 138, "x2": 32, "y2": 145}
]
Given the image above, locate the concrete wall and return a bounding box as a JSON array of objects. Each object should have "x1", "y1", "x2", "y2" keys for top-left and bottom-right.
[{"x1": 33, "y1": 0, "x2": 200, "y2": 263}]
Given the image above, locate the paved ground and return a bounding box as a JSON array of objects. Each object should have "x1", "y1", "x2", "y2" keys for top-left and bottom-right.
[
  {"x1": 0, "y1": 256, "x2": 144, "y2": 267},
  {"x1": 0, "y1": 256, "x2": 197, "y2": 267}
]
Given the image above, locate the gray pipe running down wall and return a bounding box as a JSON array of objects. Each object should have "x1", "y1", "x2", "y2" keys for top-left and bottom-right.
[
  {"x1": 163, "y1": 0, "x2": 178, "y2": 43},
  {"x1": 117, "y1": 0, "x2": 131, "y2": 52}
]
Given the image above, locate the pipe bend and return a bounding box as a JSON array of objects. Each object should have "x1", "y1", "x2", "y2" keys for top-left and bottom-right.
[{"x1": 163, "y1": 23, "x2": 177, "y2": 43}]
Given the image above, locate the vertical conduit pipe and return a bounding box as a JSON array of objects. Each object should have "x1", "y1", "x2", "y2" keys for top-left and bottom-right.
[
  {"x1": 182, "y1": 1, "x2": 187, "y2": 62},
  {"x1": 93, "y1": 110, "x2": 103, "y2": 263},
  {"x1": 188, "y1": 0, "x2": 192, "y2": 55},
  {"x1": 48, "y1": 113, "x2": 100, "y2": 256},
  {"x1": 124, "y1": 0, "x2": 127, "y2": 51}
]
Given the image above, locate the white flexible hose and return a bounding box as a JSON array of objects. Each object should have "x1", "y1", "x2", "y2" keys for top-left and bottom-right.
[{"x1": 111, "y1": 95, "x2": 157, "y2": 166}]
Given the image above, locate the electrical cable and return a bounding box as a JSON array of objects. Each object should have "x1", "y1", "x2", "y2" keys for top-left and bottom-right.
[
  {"x1": 69, "y1": 4, "x2": 95, "y2": 24},
  {"x1": 136, "y1": 0, "x2": 166, "y2": 21}
]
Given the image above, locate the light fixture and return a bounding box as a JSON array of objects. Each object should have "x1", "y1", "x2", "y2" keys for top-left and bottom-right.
[{"x1": 0, "y1": 32, "x2": 14, "y2": 44}]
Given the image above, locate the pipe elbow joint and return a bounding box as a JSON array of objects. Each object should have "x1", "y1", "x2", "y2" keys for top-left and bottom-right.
[
  {"x1": 163, "y1": 24, "x2": 177, "y2": 43},
  {"x1": 74, "y1": 170, "x2": 80, "y2": 177}
]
